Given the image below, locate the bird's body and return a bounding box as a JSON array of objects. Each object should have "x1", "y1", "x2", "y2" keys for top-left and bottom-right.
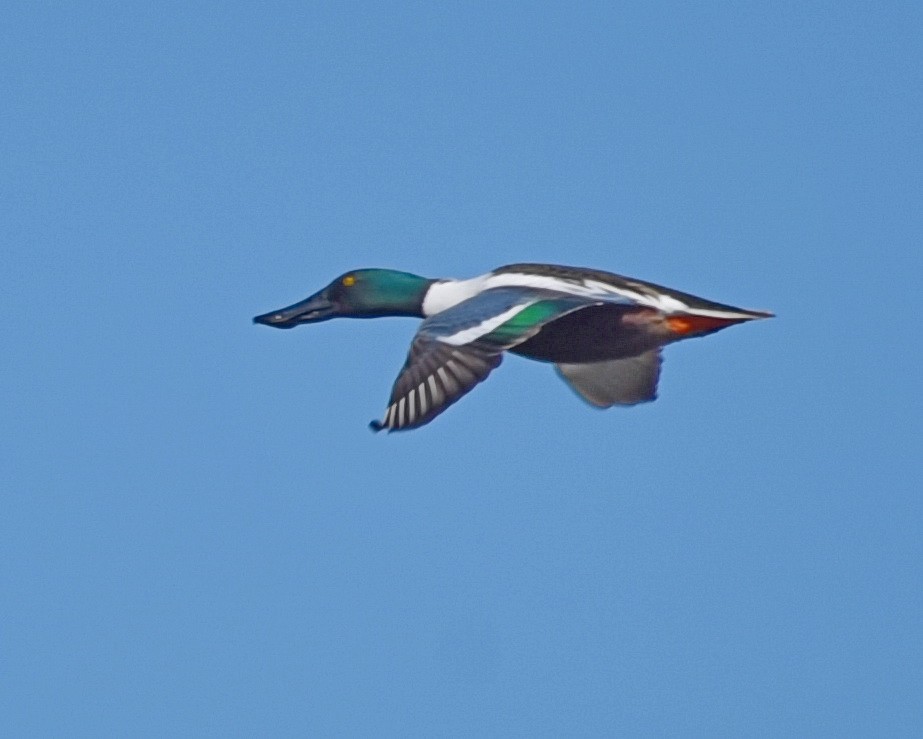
[{"x1": 254, "y1": 264, "x2": 772, "y2": 432}]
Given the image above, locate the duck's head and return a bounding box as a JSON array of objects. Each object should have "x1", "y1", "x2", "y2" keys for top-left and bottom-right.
[{"x1": 253, "y1": 269, "x2": 434, "y2": 328}]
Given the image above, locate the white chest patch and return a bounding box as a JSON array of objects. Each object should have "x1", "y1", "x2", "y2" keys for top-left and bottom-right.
[{"x1": 421, "y1": 277, "x2": 488, "y2": 316}]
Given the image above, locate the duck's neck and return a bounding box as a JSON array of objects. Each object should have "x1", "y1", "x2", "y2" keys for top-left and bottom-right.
[{"x1": 348, "y1": 270, "x2": 436, "y2": 318}]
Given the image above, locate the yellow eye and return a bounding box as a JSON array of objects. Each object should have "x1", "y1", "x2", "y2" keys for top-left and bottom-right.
[{"x1": 342, "y1": 274, "x2": 356, "y2": 287}]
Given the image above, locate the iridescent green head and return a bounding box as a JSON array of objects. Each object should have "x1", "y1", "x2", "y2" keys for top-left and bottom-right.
[{"x1": 254, "y1": 269, "x2": 434, "y2": 328}]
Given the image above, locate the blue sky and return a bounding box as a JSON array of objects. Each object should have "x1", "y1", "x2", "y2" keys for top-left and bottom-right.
[{"x1": 3, "y1": 2, "x2": 921, "y2": 735}]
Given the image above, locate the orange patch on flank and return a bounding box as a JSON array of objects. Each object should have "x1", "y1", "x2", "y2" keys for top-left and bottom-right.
[{"x1": 667, "y1": 315, "x2": 740, "y2": 335}]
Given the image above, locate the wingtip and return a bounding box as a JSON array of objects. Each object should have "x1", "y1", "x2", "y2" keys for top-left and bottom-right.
[{"x1": 369, "y1": 420, "x2": 385, "y2": 433}]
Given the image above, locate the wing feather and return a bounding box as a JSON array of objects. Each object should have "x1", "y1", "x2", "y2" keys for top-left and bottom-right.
[
  {"x1": 555, "y1": 350, "x2": 662, "y2": 407},
  {"x1": 372, "y1": 287, "x2": 603, "y2": 432},
  {"x1": 370, "y1": 340, "x2": 501, "y2": 432}
]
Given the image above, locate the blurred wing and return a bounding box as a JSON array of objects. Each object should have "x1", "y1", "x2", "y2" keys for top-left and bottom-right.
[
  {"x1": 372, "y1": 287, "x2": 599, "y2": 432},
  {"x1": 555, "y1": 350, "x2": 662, "y2": 407}
]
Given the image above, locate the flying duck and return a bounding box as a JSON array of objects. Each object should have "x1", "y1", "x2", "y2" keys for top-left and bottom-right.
[{"x1": 254, "y1": 264, "x2": 772, "y2": 432}]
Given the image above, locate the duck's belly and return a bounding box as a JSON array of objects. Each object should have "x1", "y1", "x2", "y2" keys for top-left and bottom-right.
[{"x1": 512, "y1": 305, "x2": 670, "y2": 363}]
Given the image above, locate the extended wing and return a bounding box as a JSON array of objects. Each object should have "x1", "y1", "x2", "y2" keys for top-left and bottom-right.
[{"x1": 371, "y1": 288, "x2": 600, "y2": 432}]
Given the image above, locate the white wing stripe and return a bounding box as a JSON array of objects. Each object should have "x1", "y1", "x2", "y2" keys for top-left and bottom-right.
[
  {"x1": 438, "y1": 304, "x2": 532, "y2": 346},
  {"x1": 424, "y1": 271, "x2": 759, "y2": 319},
  {"x1": 427, "y1": 375, "x2": 443, "y2": 407},
  {"x1": 483, "y1": 273, "x2": 689, "y2": 312},
  {"x1": 437, "y1": 366, "x2": 458, "y2": 394},
  {"x1": 418, "y1": 382, "x2": 428, "y2": 416}
]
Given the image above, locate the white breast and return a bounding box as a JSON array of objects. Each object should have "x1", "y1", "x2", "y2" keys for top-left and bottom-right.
[{"x1": 421, "y1": 276, "x2": 488, "y2": 316}]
